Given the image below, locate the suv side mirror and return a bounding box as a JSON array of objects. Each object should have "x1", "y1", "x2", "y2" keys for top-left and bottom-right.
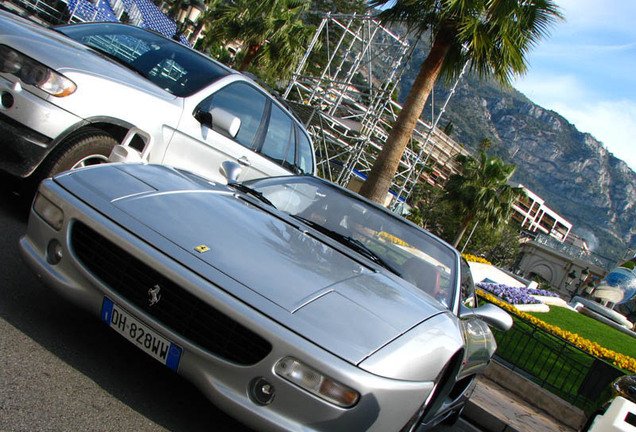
[
  {"x1": 194, "y1": 107, "x2": 241, "y2": 139},
  {"x1": 459, "y1": 303, "x2": 513, "y2": 332}
]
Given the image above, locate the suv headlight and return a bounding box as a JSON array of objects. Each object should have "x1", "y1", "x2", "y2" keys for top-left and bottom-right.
[{"x1": 0, "y1": 45, "x2": 76, "y2": 97}]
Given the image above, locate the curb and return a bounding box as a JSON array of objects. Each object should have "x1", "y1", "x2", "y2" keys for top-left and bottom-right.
[
  {"x1": 464, "y1": 398, "x2": 523, "y2": 432},
  {"x1": 484, "y1": 361, "x2": 585, "y2": 429},
  {"x1": 462, "y1": 361, "x2": 584, "y2": 432}
]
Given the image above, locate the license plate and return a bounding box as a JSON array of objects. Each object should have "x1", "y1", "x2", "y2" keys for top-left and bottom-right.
[{"x1": 101, "y1": 297, "x2": 182, "y2": 371}]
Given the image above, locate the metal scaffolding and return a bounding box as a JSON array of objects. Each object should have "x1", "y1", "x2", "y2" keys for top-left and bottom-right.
[{"x1": 283, "y1": 12, "x2": 471, "y2": 207}]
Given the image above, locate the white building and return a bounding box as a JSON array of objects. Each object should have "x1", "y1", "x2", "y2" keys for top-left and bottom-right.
[{"x1": 511, "y1": 184, "x2": 572, "y2": 242}]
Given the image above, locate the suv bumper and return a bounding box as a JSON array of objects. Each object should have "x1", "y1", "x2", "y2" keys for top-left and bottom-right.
[
  {"x1": 0, "y1": 111, "x2": 52, "y2": 177},
  {"x1": 0, "y1": 75, "x2": 83, "y2": 177}
]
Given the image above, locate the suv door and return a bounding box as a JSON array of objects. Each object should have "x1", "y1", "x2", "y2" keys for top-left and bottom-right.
[{"x1": 163, "y1": 80, "x2": 302, "y2": 182}]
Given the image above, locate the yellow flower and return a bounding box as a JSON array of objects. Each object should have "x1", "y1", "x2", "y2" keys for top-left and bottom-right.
[
  {"x1": 378, "y1": 232, "x2": 410, "y2": 247},
  {"x1": 463, "y1": 254, "x2": 492, "y2": 265}
]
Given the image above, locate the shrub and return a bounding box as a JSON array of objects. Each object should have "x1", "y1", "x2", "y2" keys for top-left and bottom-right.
[{"x1": 463, "y1": 253, "x2": 491, "y2": 265}]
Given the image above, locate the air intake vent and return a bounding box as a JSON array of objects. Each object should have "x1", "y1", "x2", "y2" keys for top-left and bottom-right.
[{"x1": 70, "y1": 221, "x2": 272, "y2": 365}]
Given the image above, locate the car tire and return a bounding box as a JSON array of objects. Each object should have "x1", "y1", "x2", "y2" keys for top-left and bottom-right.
[
  {"x1": 44, "y1": 128, "x2": 118, "y2": 177},
  {"x1": 20, "y1": 128, "x2": 118, "y2": 202},
  {"x1": 399, "y1": 355, "x2": 464, "y2": 432},
  {"x1": 441, "y1": 405, "x2": 464, "y2": 426}
]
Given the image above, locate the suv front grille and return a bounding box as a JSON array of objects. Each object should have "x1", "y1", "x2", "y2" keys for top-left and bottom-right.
[{"x1": 70, "y1": 221, "x2": 272, "y2": 366}]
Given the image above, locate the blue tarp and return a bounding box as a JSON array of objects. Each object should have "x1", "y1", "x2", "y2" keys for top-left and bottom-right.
[
  {"x1": 66, "y1": 0, "x2": 118, "y2": 22},
  {"x1": 65, "y1": 0, "x2": 187, "y2": 44}
]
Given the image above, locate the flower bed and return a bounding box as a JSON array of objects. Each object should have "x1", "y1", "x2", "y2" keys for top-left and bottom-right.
[
  {"x1": 476, "y1": 282, "x2": 558, "y2": 305},
  {"x1": 477, "y1": 289, "x2": 636, "y2": 373},
  {"x1": 462, "y1": 253, "x2": 491, "y2": 265}
]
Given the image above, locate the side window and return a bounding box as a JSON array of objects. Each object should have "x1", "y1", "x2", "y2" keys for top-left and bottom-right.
[
  {"x1": 460, "y1": 258, "x2": 477, "y2": 308},
  {"x1": 296, "y1": 130, "x2": 314, "y2": 175},
  {"x1": 198, "y1": 82, "x2": 267, "y2": 149},
  {"x1": 261, "y1": 104, "x2": 294, "y2": 168}
]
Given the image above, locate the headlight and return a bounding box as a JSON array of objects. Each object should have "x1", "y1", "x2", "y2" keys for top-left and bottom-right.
[
  {"x1": 0, "y1": 45, "x2": 76, "y2": 97},
  {"x1": 275, "y1": 357, "x2": 359, "y2": 408},
  {"x1": 33, "y1": 193, "x2": 64, "y2": 230}
]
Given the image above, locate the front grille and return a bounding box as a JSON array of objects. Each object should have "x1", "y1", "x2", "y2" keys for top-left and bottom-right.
[{"x1": 70, "y1": 221, "x2": 272, "y2": 365}]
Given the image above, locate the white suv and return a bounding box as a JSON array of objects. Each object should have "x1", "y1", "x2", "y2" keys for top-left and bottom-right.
[{"x1": 0, "y1": 10, "x2": 315, "y2": 187}]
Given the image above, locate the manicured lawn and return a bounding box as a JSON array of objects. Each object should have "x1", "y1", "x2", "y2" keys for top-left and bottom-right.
[
  {"x1": 527, "y1": 305, "x2": 636, "y2": 359},
  {"x1": 484, "y1": 298, "x2": 635, "y2": 414}
]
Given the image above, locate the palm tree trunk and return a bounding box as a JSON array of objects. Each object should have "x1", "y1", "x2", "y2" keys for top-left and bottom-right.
[
  {"x1": 358, "y1": 30, "x2": 453, "y2": 204},
  {"x1": 452, "y1": 214, "x2": 474, "y2": 248},
  {"x1": 239, "y1": 44, "x2": 261, "y2": 71}
]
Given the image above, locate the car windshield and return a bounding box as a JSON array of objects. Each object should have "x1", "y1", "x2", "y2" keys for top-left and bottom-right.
[
  {"x1": 56, "y1": 23, "x2": 229, "y2": 97},
  {"x1": 248, "y1": 176, "x2": 458, "y2": 309}
]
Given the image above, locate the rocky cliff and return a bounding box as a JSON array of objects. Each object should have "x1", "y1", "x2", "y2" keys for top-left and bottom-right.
[{"x1": 403, "y1": 73, "x2": 636, "y2": 260}]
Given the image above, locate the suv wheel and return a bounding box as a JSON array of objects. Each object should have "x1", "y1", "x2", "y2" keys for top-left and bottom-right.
[{"x1": 44, "y1": 128, "x2": 118, "y2": 177}]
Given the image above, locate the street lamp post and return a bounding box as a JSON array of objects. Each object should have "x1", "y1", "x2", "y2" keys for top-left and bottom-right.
[
  {"x1": 566, "y1": 270, "x2": 577, "y2": 286},
  {"x1": 173, "y1": 0, "x2": 205, "y2": 42},
  {"x1": 566, "y1": 269, "x2": 577, "y2": 299},
  {"x1": 574, "y1": 267, "x2": 590, "y2": 297}
]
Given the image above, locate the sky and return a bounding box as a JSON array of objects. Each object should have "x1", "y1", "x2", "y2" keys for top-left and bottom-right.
[{"x1": 512, "y1": 0, "x2": 636, "y2": 171}]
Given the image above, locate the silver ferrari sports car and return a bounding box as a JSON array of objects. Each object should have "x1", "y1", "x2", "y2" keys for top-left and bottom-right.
[{"x1": 20, "y1": 162, "x2": 512, "y2": 431}]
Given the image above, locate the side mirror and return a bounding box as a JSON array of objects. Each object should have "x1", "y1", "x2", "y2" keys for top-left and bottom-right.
[
  {"x1": 194, "y1": 107, "x2": 241, "y2": 139},
  {"x1": 459, "y1": 303, "x2": 513, "y2": 332},
  {"x1": 220, "y1": 161, "x2": 242, "y2": 184},
  {"x1": 613, "y1": 375, "x2": 636, "y2": 402}
]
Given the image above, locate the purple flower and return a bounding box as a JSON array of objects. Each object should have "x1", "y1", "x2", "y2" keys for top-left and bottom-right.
[{"x1": 475, "y1": 282, "x2": 555, "y2": 305}]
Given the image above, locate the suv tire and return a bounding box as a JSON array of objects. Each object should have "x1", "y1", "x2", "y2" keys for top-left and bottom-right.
[{"x1": 44, "y1": 128, "x2": 118, "y2": 177}]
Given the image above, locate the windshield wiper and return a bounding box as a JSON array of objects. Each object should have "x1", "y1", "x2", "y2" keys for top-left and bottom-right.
[
  {"x1": 291, "y1": 215, "x2": 398, "y2": 274},
  {"x1": 229, "y1": 183, "x2": 276, "y2": 208},
  {"x1": 341, "y1": 236, "x2": 401, "y2": 274}
]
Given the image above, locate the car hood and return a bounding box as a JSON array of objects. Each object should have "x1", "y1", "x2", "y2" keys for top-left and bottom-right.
[
  {"x1": 0, "y1": 11, "x2": 168, "y2": 99},
  {"x1": 56, "y1": 164, "x2": 446, "y2": 364}
]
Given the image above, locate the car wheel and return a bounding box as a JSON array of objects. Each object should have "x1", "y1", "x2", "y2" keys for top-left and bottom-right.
[
  {"x1": 20, "y1": 128, "x2": 118, "y2": 202},
  {"x1": 441, "y1": 405, "x2": 464, "y2": 426},
  {"x1": 400, "y1": 355, "x2": 464, "y2": 432},
  {"x1": 44, "y1": 128, "x2": 118, "y2": 177}
]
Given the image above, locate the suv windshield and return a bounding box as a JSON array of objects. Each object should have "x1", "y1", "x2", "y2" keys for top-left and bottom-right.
[{"x1": 57, "y1": 23, "x2": 229, "y2": 97}]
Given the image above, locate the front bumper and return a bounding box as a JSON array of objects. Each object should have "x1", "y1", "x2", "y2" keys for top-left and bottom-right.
[
  {"x1": 0, "y1": 75, "x2": 82, "y2": 177},
  {"x1": 19, "y1": 178, "x2": 437, "y2": 432},
  {"x1": 0, "y1": 110, "x2": 51, "y2": 177}
]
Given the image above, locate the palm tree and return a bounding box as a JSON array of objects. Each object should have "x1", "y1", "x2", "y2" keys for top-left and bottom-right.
[
  {"x1": 443, "y1": 150, "x2": 525, "y2": 248},
  {"x1": 358, "y1": 0, "x2": 562, "y2": 204},
  {"x1": 198, "y1": 0, "x2": 314, "y2": 82}
]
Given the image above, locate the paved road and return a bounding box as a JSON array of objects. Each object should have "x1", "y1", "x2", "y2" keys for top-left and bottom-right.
[{"x1": 0, "y1": 177, "x2": 482, "y2": 432}]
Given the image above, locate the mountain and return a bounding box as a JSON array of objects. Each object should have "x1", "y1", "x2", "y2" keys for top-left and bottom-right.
[{"x1": 398, "y1": 68, "x2": 636, "y2": 261}]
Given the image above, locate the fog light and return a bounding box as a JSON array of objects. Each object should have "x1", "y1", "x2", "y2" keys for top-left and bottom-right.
[
  {"x1": 275, "y1": 357, "x2": 359, "y2": 408},
  {"x1": 1, "y1": 91, "x2": 13, "y2": 108},
  {"x1": 249, "y1": 377, "x2": 275, "y2": 405},
  {"x1": 46, "y1": 239, "x2": 63, "y2": 265}
]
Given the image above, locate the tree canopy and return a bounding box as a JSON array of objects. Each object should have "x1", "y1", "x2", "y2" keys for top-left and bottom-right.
[
  {"x1": 443, "y1": 149, "x2": 526, "y2": 247},
  {"x1": 197, "y1": 0, "x2": 315, "y2": 85},
  {"x1": 358, "y1": 0, "x2": 562, "y2": 204}
]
